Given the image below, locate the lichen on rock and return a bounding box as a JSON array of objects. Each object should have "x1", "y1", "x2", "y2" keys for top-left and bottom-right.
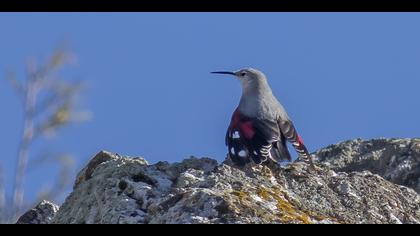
[{"x1": 18, "y1": 138, "x2": 420, "y2": 224}]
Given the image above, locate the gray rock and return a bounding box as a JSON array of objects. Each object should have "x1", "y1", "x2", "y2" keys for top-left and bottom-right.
[
  {"x1": 314, "y1": 138, "x2": 420, "y2": 193},
  {"x1": 49, "y1": 145, "x2": 419, "y2": 224},
  {"x1": 16, "y1": 200, "x2": 59, "y2": 224}
]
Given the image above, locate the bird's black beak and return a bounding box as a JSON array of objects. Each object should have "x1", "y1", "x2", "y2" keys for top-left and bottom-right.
[{"x1": 211, "y1": 71, "x2": 236, "y2": 76}]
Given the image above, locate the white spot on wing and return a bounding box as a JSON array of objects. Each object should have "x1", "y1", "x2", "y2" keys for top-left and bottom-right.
[
  {"x1": 230, "y1": 147, "x2": 235, "y2": 154},
  {"x1": 233, "y1": 131, "x2": 240, "y2": 139},
  {"x1": 253, "y1": 151, "x2": 258, "y2": 155},
  {"x1": 238, "y1": 150, "x2": 247, "y2": 157}
]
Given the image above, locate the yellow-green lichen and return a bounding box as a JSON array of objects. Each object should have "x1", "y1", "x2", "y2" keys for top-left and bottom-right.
[
  {"x1": 257, "y1": 187, "x2": 271, "y2": 201},
  {"x1": 257, "y1": 187, "x2": 312, "y2": 224},
  {"x1": 259, "y1": 187, "x2": 343, "y2": 224},
  {"x1": 230, "y1": 186, "x2": 339, "y2": 224},
  {"x1": 232, "y1": 190, "x2": 251, "y2": 203}
]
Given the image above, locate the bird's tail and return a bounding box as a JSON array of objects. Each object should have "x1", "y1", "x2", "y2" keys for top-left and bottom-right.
[
  {"x1": 293, "y1": 142, "x2": 316, "y2": 170},
  {"x1": 270, "y1": 138, "x2": 292, "y2": 162},
  {"x1": 278, "y1": 120, "x2": 316, "y2": 169}
]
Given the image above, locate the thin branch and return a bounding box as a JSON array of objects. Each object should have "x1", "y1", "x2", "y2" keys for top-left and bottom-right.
[
  {"x1": 10, "y1": 50, "x2": 70, "y2": 219},
  {"x1": 11, "y1": 77, "x2": 37, "y2": 220},
  {"x1": 33, "y1": 80, "x2": 84, "y2": 118},
  {"x1": 7, "y1": 47, "x2": 86, "y2": 222},
  {"x1": 0, "y1": 164, "x2": 5, "y2": 223},
  {"x1": 5, "y1": 70, "x2": 25, "y2": 103},
  {"x1": 35, "y1": 154, "x2": 74, "y2": 203}
]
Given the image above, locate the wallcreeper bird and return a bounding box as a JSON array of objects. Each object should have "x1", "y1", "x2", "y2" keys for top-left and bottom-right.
[{"x1": 212, "y1": 68, "x2": 315, "y2": 168}]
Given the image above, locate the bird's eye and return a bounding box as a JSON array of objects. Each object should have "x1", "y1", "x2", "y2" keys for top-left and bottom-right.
[{"x1": 240, "y1": 72, "x2": 246, "y2": 76}]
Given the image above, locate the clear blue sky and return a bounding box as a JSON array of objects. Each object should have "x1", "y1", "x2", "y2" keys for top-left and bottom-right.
[{"x1": 1, "y1": 13, "x2": 420, "y2": 204}]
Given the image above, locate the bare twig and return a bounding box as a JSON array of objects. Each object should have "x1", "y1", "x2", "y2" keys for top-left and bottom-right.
[
  {"x1": 34, "y1": 80, "x2": 84, "y2": 118},
  {"x1": 6, "y1": 47, "x2": 88, "y2": 222},
  {"x1": 5, "y1": 71, "x2": 25, "y2": 102},
  {"x1": 0, "y1": 164, "x2": 5, "y2": 223},
  {"x1": 12, "y1": 75, "x2": 37, "y2": 219},
  {"x1": 35, "y1": 154, "x2": 74, "y2": 203}
]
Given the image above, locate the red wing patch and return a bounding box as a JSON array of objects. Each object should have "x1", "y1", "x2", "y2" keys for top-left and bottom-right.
[
  {"x1": 229, "y1": 109, "x2": 255, "y2": 139},
  {"x1": 230, "y1": 109, "x2": 241, "y2": 128},
  {"x1": 226, "y1": 109, "x2": 280, "y2": 165},
  {"x1": 297, "y1": 135, "x2": 304, "y2": 146},
  {"x1": 240, "y1": 121, "x2": 255, "y2": 139}
]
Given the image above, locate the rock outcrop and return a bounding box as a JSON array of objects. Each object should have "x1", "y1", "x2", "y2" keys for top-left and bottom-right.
[
  {"x1": 19, "y1": 138, "x2": 420, "y2": 224},
  {"x1": 315, "y1": 138, "x2": 420, "y2": 193},
  {"x1": 16, "y1": 200, "x2": 59, "y2": 224}
]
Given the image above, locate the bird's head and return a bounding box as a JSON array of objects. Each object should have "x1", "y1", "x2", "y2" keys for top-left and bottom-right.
[{"x1": 212, "y1": 67, "x2": 267, "y2": 91}]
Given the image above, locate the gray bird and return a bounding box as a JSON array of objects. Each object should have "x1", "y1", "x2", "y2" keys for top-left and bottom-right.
[{"x1": 212, "y1": 68, "x2": 315, "y2": 168}]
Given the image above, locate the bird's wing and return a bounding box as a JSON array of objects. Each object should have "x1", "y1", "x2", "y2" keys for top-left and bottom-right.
[
  {"x1": 277, "y1": 119, "x2": 315, "y2": 167},
  {"x1": 252, "y1": 117, "x2": 293, "y2": 162},
  {"x1": 226, "y1": 110, "x2": 289, "y2": 165}
]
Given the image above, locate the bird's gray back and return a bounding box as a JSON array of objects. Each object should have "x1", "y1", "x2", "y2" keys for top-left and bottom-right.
[{"x1": 238, "y1": 85, "x2": 290, "y2": 122}]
